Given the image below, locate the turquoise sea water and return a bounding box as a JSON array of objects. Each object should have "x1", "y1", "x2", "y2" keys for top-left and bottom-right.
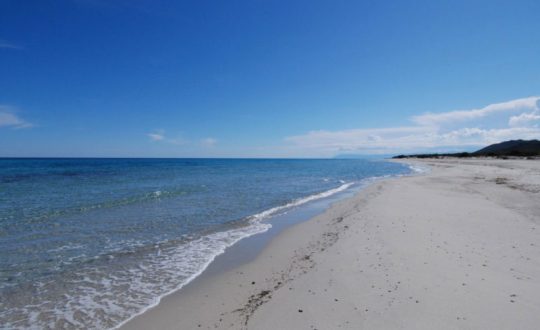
[{"x1": 0, "y1": 158, "x2": 411, "y2": 329}]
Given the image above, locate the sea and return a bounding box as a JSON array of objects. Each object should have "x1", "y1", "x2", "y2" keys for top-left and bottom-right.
[{"x1": 0, "y1": 158, "x2": 415, "y2": 329}]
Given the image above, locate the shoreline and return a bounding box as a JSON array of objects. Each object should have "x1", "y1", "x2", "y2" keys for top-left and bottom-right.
[
  {"x1": 113, "y1": 179, "x2": 370, "y2": 329},
  {"x1": 0, "y1": 159, "x2": 411, "y2": 330},
  {"x1": 122, "y1": 158, "x2": 540, "y2": 329},
  {"x1": 119, "y1": 176, "x2": 393, "y2": 330},
  {"x1": 117, "y1": 166, "x2": 413, "y2": 329},
  {"x1": 112, "y1": 181, "x2": 360, "y2": 330}
]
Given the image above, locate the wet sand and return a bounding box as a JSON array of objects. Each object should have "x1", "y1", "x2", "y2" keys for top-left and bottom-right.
[{"x1": 121, "y1": 158, "x2": 540, "y2": 330}]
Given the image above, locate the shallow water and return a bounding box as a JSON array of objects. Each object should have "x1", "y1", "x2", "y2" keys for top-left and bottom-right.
[{"x1": 0, "y1": 158, "x2": 410, "y2": 329}]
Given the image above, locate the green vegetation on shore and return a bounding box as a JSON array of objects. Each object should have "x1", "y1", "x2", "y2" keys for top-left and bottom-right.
[{"x1": 393, "y1": 139, "x2": 540, "y2": 159}]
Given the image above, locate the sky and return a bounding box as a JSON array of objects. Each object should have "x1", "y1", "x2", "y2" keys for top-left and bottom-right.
[{"x1": 1, "y1": 0, "x2": 539, "y2": 158}]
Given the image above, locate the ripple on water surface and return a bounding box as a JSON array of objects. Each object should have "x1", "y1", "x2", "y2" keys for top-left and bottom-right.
[{"x1": 0, "y1": 158, "x2": 411, "y2": 328}]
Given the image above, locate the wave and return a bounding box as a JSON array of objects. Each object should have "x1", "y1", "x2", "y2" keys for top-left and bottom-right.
[
  {"x1": 112, "y1": 222, "x2": 271, "y2": 329},
  {"x1": 248, "y1": 182, "x2": 354, "y2": 222},
  {"x1": 1, "y1": 159, "x2": 415, "y2": 330},
  {"x1": 107, "y1": 183, "x2": 354, "y2": 328},
  {"x1": 0, "y1": 181, "x2": 359, "y2": 330},
  {"x1": 113, "y1": 181, "x2": 355, "y2": 328}
]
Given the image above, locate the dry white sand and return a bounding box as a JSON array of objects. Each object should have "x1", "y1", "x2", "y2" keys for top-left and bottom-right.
[{"x1": 121, "y1": 158, "x2": 540, "y2": 330}]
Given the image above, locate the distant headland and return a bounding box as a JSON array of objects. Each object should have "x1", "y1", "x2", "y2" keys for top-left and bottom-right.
[{"x1": 393, "y1": 139, "x2": 540, "y2": 159}]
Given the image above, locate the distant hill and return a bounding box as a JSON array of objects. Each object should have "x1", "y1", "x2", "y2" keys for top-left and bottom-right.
[
  {"x1": 393, "y1": 139, "x2": 540, "y2": 159},
  {"x1": 473, "y1": 139, "x2": 540, "y2": 156}
]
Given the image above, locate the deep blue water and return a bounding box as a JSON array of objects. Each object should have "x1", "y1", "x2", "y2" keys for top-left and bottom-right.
[{"x1": 0, "y1": 158, "x2": 410, "y2": 329}]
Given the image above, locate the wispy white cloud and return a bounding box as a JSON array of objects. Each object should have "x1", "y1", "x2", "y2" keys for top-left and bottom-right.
[
  {"x1": 147, "y1": 130, "x2": 165, "y2": 141},
  {"x1": 412, "y1": 96, "x2": 539, "y2": 126},
  {"x1": 285, "y1": 127, "x2": 433, "y2": 149},
  {"x1": 201, "y1": 137, "x2": 217, "y2": 147},
  {"x1": 285, "y1": 96, "x2": 540, "y2": 156},
  {"x1": 0, "y1": 40, "x2": 23, "y2": 50},
  {"x1": 146, "y1": 130, "x2": 187, "y2": 145},
  {"x1": 0, "y1": 106, "x2": 33, "y2": 129},
  {"x1": 508, "y1": 110, "x2": 540, "y2": 127}
]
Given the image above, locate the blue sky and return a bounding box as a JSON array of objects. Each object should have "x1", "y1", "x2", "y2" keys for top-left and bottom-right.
[{"x1": 1, "y1": 0, "x2": 539, "y2": 157}]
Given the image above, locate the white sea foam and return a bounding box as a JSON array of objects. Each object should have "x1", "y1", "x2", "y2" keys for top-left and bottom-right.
[
  {"x1": 249, "y1": 182, "x2": 354, "y2": 221},
  {"x1": 2, "y1": 159, "x2": 414, "y2": 330},
  {"x1": 1, "y1": 181, "x2": 388, "y2": 330},
  {"x1": 114, "y1": 181, "x2": 355, "y2": 329},
  {"x1": 112, "y1": 221, "x2": 271, "y2": 329}
]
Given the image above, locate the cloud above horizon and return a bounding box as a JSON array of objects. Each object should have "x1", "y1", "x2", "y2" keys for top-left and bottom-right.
[
  {"x1": 147, "y1": 130, "x2": 217, "y2": 148},
  {"x1": 147, "y1": 130, "x2": 165, "y2": 141},
  {"x1": 0, "y1": 106, "x2": 33, "y2": 129},
  {"x1": 412, "y1": 97, "x2": 540, "y2": 126},
  {"x1": 200, "y1": 137, "x2": 217, "y2": 147},
  {"x1": 285, "y1": 96, "x2": 540, "y2": 156},
  {"x1": 147, "y1": 130, "x2": 187, "y2": 145}
]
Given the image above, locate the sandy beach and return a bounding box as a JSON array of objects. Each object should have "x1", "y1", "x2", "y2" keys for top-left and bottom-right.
[{"x1": 121, "y1": 158, "x2": 540, "y2": 330}]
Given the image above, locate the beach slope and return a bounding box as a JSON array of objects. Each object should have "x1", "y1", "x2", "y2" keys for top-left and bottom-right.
[{"x1": 122, "y1": 159, "x2": 540, "y2": 330}]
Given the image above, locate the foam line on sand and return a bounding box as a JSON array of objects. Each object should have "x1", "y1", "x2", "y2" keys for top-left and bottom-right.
[{"x1": 122, "y1": 158, "x2": 540, "y2": 330}]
